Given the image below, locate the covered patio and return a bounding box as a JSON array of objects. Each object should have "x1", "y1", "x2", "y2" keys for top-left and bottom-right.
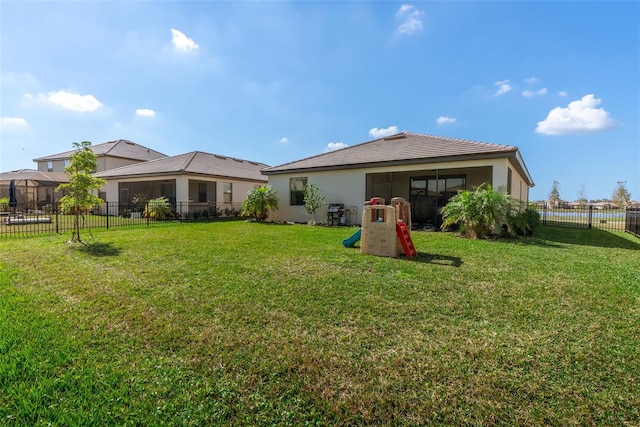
[{"x1": 0, "y1": 169, "x2": 69, "y2": 211}]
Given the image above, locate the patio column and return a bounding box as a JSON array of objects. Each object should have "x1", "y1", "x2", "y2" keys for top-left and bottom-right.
[
  {"x1": 176, "y1": 176, "x2": 189, "y2": 204},
  {"x1": 491, "y1": 160, "x2": 508, "y2": 191}
]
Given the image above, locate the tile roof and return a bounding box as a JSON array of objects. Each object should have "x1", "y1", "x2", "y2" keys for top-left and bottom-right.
[
  {"x1": 0, "y1": 169, "x2": 69, "y2": 184},
  {"x1": 262, "y1": 132, "x2": 518, "y2": 173},
  {"x1": 94, "y1": 151, "x2": 269, "y2": 182},
  {"x1": 33, "y1": 139, "x2": 167, "y2": 162}
]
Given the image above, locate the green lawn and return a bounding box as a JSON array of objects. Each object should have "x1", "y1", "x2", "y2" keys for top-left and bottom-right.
[{"x1": 1, "y1": 222, "x2": 638, "y2": 426}]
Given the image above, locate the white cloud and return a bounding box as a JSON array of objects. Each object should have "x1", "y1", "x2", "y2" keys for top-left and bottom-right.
[
  {"x1": 397, "y1": 5, "x2": 415, "y2": 16},
  {"x1": 437, "y1": 116, "x2": 456, "y2": 125},
  {"x1": 1, "y1": 117, "x2": 29, "y2": 128},
  {"x1": 369, "y1": 126, "x2": 399, "y2": 138},
  {"x1": 494, "y1": 80, "x2": 512, "y2": 96},
  {"x1": 279, "y1": 137, "x2": 289, "y2": 144},
  {"x1": 524, "y1": 77, "x2": 539, "y2": 84},
  {"x1": 558, "y1": 91, "x2": 568, "y2": 97},
  {"x1": 170, "y1": 28, "x2": 199, "y2": 53},
  {"x1": 136, "y1": 108, "x2": 156, "y2": 117},
  {"x1": 42, "y1": 90, "x2": 103, "y2": 112},
  {"x1": 324, "y1": 142, "x2": 348, "y2": 152},
  {"x1": 535, "y1": 94, "x2": 618, "y2": 135},
  {"x1": 522, "y1": 88, "x2": 548, "y2": 97},
  {"x1": 395, "y1": 5, "x2": 423, "y2": 36}
]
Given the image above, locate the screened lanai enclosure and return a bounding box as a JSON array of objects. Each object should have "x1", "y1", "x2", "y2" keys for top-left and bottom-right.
[
  {"x1": 0, "y1": 169, "x2": 69, "y2": 211},
  {"x1": 365, "y1": 166, "x2": 493, "y2": 228}
]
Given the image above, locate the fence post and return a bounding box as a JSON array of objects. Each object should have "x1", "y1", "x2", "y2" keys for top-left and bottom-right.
[
  {"x1": 106, "y1": 202, "x2": 109, "y2": 230},
  {"x1": 55, "y1": 203, "x2": 59, "y2": 234},
  {"x1": 588, "y1": 205, "x2": 592, "y2": 229}
]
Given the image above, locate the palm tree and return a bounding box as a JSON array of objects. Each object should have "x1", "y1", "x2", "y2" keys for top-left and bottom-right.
[
  {"x1": 441, "y1": 183, "x2": 516, "y2": 238},
  {"x1": 241, "y1": 185, "x2": 279, "y2": 221}
]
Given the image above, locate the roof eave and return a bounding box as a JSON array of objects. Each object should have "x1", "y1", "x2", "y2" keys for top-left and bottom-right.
[{"x1": 262, "y1": 150, "x2": 518, "y2": 175}]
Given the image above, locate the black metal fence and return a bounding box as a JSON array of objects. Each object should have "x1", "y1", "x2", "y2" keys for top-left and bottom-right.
[
  {"x1": 626, "y1": 207, "x2": 640, "y2": 238},
  {"x1": 0, "y1": 201, "x2": 244, "y2": 239},
  {"x1": 539, "y1": 205, "x2": 631, "y2": 232}
]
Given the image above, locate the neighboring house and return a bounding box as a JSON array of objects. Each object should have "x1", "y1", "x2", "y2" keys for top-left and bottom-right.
[
  {"x1": 33, "y1": 139, "x2": 166, "y2": 174},
  {"x1": 262, "y1": 132, "x2": 534, "y2": 227},
  {"x1": 0, "y1": 139, "x2": 167, "y2": 209},
  {"x1": 94, "y1": 151, "x2": 269, "y2": 216}
]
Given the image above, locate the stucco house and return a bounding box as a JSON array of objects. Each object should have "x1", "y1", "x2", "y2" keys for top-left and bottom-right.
[
  {"x1": 262, "y1": 132, "x2": 534, "y2": 227},
  {"x1": 94, "y1": 151, "x2": 269, "y2": 216}
]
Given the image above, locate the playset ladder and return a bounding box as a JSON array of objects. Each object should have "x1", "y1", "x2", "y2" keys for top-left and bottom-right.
[{"x1": 396, "y1": 221, "x2": 417, "y2": 258}]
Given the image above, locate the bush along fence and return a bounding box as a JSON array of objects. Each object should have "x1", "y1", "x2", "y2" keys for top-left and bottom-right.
[
  {"x1": 0, "y1": 201, "x2": 244, "y2": 239},
  {"x1": 538, "y1": 204, "x2": 639, "y2": 234}
]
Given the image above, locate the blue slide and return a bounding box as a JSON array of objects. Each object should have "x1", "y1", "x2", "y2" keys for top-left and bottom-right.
[{"x1": 342, "y1": 229, "x2": 362, "y2": 247}]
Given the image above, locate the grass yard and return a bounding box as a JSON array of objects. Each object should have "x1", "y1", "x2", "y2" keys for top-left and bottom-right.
[{"x1": 0, "y1": 222, "x2": 638, "y2": 426}]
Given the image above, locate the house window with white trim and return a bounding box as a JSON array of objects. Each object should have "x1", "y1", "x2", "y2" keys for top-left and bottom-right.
[
  {"x1": 223, "y1": 183, "x2": 232, "y2": 203},
  {"x1": 290, "y1": 177, "x2": 307, "y2": 205},
  {"x1": 47, "y1": 161, "x2": 54, "y2": 172}
]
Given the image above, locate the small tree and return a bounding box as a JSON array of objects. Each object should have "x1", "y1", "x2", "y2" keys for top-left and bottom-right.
[
  {"x1": 56, "y1": 141, "x2": 106, "y2": 243},
  {"x1": 241, "y1": 185, "x2": 279, "y2": 221},
  {"x1": 576, "y1": 183, "x2": 588, "y2": 208},
  {"x1": 611, "y1": 181, "x2": 631, "y2": 208},
  {"x1": 548, "y1": 180, "x2": 561, "y2": 208},
  {"x1": 302, "y1": 183, "x2": 325, "y2": 224}
]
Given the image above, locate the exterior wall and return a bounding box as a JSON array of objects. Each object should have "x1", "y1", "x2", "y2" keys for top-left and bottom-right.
[
  {"x1": 267, "y1": 157, "x2": 530, "y2": 223},
  {"x1": 37, "y1": 156, "x2": 144, "y2": 174},
  {"x1": 37, "y1": 160, "x2": 66, "y2": 173},
  {"x1": 268, "y1": 170, "x2": 365, "y2": 224},
  {"x1": 223, "y1": 180, "x2": 261, "y2": 206},
  {"x1": 507, "y1": 159, "x2": 530, "y2": 203},
  {"x1": 102, "y1": 157, "x2": 145, "y2": 172}
]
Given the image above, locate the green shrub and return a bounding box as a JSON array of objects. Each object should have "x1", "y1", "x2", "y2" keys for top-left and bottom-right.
[
  {"x1": 143, "y1": 197, "x2": 172, "y2": 220},
  {"x1": 0, "y1": 197, "x2": 9, "y2": 212},
  {"x1": 506, "y1": 203, "x2": 540, "y2": 236},
  {"x1": 441, "y1": 183, "x2": 517, "y2": 239},
  {"x1": 241, "y1": 185, "x2": 279, "y2": 221}
]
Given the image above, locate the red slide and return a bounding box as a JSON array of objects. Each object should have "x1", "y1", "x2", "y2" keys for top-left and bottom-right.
[{"x1": 396, "y1": 221, "x2": 417, "y2": 258}]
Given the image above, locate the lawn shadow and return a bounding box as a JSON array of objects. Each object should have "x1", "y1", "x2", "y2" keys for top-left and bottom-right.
[
  {"x1": 75, "y1": 241, "x2": 122, "y2": 257},
  {"x1": 413, "y1": 252, "x2": 463, "y2": 267},
  {"x1": 522, "y1": 227, "x2": 640, "y2": 250}
]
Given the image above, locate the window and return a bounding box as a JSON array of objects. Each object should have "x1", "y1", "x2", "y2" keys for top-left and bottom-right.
[
  {"x1": 64, "y1": 159, "x2": 70, "y2": 168},
  {"x1": 223, "y1": 183, "x2": 232, "y2": 203},
  {"x1": 507, "y1": 168, "x2": 513, "y2": 195},
  {"x1": 47, "y1": 161, "x2": 53, "y2": 172},
  {"x1": 290, "y1": 177, "x2": 307, "y2": 205}
]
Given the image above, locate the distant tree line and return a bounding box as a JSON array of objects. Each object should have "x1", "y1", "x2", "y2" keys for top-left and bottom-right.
[{"x1": 540, "y1": 180, "x2": 633, "y2": 208}]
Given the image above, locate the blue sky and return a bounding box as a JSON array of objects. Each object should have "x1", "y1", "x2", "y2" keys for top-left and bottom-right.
[{"x1": 1, "y1": 1, "x2": 638, "y2": 201}]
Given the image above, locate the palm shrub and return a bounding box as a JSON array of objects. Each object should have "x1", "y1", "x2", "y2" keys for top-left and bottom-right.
[
  {"x1": 241, "y1": 185, "x2": 279, "y2": 221},
  {"x1": 143, "y1": 197, "x2": 172, "y2": 220},
  {"x1": 441, "y1": 183, "x2": 518, "y2": 238},
  {"x1": 506, "y1": 202, "x2": 540, "y2": 236}
]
